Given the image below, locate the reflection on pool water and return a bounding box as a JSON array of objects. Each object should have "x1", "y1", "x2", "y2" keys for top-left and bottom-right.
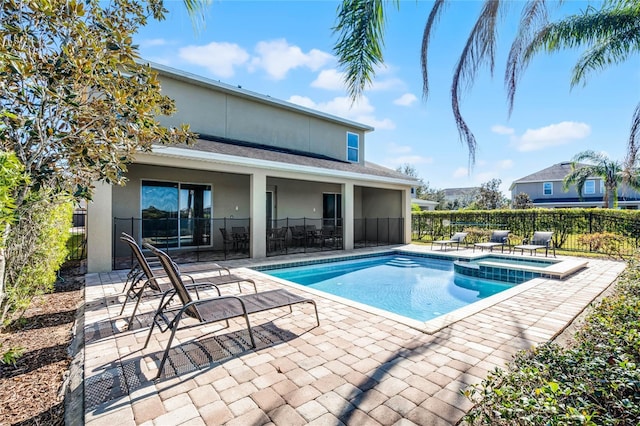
[{"x1": 259, "y1": 254, "x2": 516, "y2": 322}]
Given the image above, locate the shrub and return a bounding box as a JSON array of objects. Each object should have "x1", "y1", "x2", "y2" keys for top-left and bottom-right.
[
  {"x1": 577, "y1": 232, "x2": 626, "y2": 260},
  {"x1": 463, "y1": 256, "x2": 640, "y2": 425},
  {"x1": 1, "y1": 192, "x2": 73, "y2": 325}
]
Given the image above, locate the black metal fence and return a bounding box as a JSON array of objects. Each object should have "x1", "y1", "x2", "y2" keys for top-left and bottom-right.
[
  {"x1": 412, "y1": 210, "x2": 640, "y2": 256},
  {"x1": 112, "y1": 216, "x2": 405, "y2": 269},
  {"x1": 67, "y1": 210, "x2": 87, "y2": 261}
]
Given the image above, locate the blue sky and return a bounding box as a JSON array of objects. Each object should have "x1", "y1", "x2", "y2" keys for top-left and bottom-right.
[{"x1": 134, "y1": 1, "x2": 640, "y2": 197}]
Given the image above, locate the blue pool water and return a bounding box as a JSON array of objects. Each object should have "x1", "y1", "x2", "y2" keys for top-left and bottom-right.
[{"x1": 261, "y1": 255, "x2": 514, "y2": 322}]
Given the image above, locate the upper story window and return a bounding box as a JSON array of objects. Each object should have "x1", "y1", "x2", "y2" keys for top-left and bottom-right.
[
  {"x1": 584, "y1": 180, "x2": 596, "y2": 195},
  {"x1": 543, "y1": 182, "x2": 553, "y2": 195},
  {"x1": 347, "y1": 132, "x2": 359, "y2": 162}
]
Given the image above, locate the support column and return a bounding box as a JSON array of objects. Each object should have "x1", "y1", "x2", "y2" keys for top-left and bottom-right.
[
  {"x1": 250, "y1": 171, "x2": 267, "y2": 258},
  {"x1": 342, "y1": 182, "x2": 354, "y2": 250},
  {"x1": 402, "y1": 188, "x2": 412, "y2": 244},
  {"x1": 87, "y1": 182, "x2": 113, "y2": 272}
]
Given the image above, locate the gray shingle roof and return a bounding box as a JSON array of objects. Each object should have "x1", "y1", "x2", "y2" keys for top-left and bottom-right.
[
  {"x1": 174, "y1": 137, "x2": 415, "y2": 182},
  {"x1": 512, "y1": 162, "x2": 591, "y2": 183}
]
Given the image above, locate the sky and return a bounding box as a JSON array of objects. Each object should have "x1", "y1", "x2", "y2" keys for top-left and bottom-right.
[{"x1": 134, "y1": 0, "x2": 640, "y2": 197}]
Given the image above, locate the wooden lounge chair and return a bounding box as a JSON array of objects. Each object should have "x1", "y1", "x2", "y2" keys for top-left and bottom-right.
[
  {"x1": 514, "y1": 231, "x2": 555, "y2": 257},
  {"x1": 473, "y1": 230, "x2": 510, "y2": 253},
  {"x1": 119, "y1": 233, "x2": 257, "y2": 326},
  {"x1": 142, "y1": 243, "x2": 319, "y2": 379},
  {"x1": 431, "y1": 232, "x2": 468, "y2": 251}
]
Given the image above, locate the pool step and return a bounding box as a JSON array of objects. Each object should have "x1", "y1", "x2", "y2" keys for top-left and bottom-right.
[{"x1": 387, "y1": 257, "x2": 422, "y2": 268}]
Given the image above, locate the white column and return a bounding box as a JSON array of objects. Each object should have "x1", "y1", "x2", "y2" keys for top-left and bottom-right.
[
  {"x1": 402, "y1": 188, "x2": 412, "y2": 244},
  {"x1": 250, "y1": 171, "x2": 267, "y2": 258},
  {"x1": 342, "y1": 182, "x2": 354, "y2": 250},
  {"x1": 87, "y1": 182, "x2": 113, "y2": 272}
]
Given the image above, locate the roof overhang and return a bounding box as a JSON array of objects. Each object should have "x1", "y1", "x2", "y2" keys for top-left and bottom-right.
[{"x1": 138, "y1": 145, "x2": 416, "y2": 187}]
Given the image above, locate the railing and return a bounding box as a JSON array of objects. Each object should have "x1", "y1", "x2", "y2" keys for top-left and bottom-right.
[
  {"x1": 67, "y1": 210, "x2": 87, "y2": 261},
  {"x1": 353, "y1": 218, "x2": 404, "y2": 248},
  {"x1": 412, "y1": 210, "x2": 640, "y2": 257},
  {"x1": 112, "y1": 216, "x2": 405, "y2": 268},
  {"x1": 113, "y1": 217, "x2": 252, "y2": 269}
]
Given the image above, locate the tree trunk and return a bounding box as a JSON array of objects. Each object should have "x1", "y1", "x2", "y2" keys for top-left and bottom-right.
[{"x1": 0, "y1": 223, "x2": 10, "y2": 322}]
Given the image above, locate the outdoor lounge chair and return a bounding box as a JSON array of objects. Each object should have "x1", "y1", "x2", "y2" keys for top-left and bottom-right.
[
  {"x1": 514, "y1": 231, "x2": 555, "y2": 257},
  {"x1": 473, "y1": 230, "x2": 510, "y2": 253},
  {"x1": 119, "y1": 233, "x2": 257, "y2": 326},
  {"x1": 431, "y1": 232, "x2": 468, "y2": 251},
  {"x1": 143, "y1": 243, "x2": 319, "y2": 379}
]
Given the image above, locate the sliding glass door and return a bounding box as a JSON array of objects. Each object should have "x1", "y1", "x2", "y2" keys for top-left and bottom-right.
[{"x1": 141, "y1": 180, "x2": 212, "y2": 247}]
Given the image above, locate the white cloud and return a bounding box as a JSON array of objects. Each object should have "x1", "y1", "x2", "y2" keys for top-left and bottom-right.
[
  {"x1": 453, "y1": 167, "x2": 468, "y2": 178},
  {"x1": 491, "y1": 124, "x2": 515, "y2": 135},
  {"x1": 179, "y1": 42, "x2": 249, "y2": 78},
  {"x1": 311, "y1": 69, "x2": 346, "y2": 91},
  {"x1": 287, "y1": 95, "x2": 395, "y2": 130},
  {"x1": 250, "y1": 39, "x2": 333, "y2": 80},
  {"x1": 499, "y1": 159, "x2": 513, "y2": 169},
  {"x1": 386, "y1": 142, "x2": 413, "y2": 154},
  {"x1": 517, "y1": 121, "x2": 591, "y2": 151},
  {"x1": 369, "y1": 78, "x2": 405, "y2": 92},
  {"x1": 393, "y1": 93, "x2": 418, "y2": 107},
  {"x1": 139, "y1": 38, "x2": 168, "y2": 48}
]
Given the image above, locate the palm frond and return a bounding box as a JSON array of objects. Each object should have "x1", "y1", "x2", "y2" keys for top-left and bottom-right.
[
  {"x1": 523, "y1": 3, "x2": 640, "y2": 86},
  {"x1": 421, "y1": 0, "x2": 447, "y2": 100},
  {"x1": 450, "y1": 0, "x2": 503, "y2": 165},
  {"x1": 505, "y1": 0, "x2": 550, "y2": 116},
  {"x1": 624, "y1": 103, "x2": 640, "y2": 170},
  {"x1": 182, "y1": 0, "x2": 211, "y2": 31},
  {"x1": 333, "y1": 0, "x2": 399, "y2": 100}
]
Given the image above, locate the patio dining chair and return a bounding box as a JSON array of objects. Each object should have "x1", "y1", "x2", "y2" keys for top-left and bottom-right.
[
  {"x1": 431, "y1": 232, "x2": 468, "y2": 251},
  {"x1": 143, "y1": 243, "x2": 319, "y2": 379},
  {"x1": 119, "y1": 233, "x2": 257, "y2": 326},
  {"x1": 473, "y1": 230, "x2": 510, "y2": 253},
  {"x1": 513, "y1": 231, "x2": 555, "y2": 257}
]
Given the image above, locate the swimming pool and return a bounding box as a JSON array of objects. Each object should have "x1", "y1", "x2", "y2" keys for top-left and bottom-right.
[{"x1": 258, "y1": 254, "x2": 515, "y2": 322}]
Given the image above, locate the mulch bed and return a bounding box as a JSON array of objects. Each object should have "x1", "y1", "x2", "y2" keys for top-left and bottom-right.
[{"x1": 0, "y1": 261, "x2": 84, "y2": 426}]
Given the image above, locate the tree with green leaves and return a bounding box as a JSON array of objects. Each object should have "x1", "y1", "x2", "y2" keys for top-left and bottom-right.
[
  {"x1": 396, "y1": 163, "x2": 445, "y2": 207},
  {"x1": 0, "y1": 0, "x2": 194, "y2": 320},
  {"x1": 512, "y1": 192, "x2": 534, "y2": 209},
  {"x1": 475, "y1": 178, "x2": 507, "y2": 210},
  {"x1": 333, "y1": 0, "x2": 640, "y2": 165},
  {"x1": 563, "y1": 150, "x2": 640, "y2": 209}
]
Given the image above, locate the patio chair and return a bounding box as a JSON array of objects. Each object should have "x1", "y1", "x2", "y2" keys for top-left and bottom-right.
[
  {"x1": 473, "y1": 230, "x2": 510, "y2": 253},
  {"x1": 119, "y1": 233, "x2": 257, "y2": 326},
  {"x1": 143, "y1": 243, "x2": 319, "y2": 379},
  {"x1": 267, "y1": 227, "x2": 287, "y2": 252},
  {"x1": 513, "y1": 231, "x2": 555, "y2": 257},
  {"x1": 431, "y1": 232, "x2": 468, "y2": 251}
]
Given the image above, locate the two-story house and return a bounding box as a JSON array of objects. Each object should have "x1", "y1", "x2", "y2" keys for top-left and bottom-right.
[
  {"x1": 510, "y1": 162, "x2": 640, "y2": 209},
  {"x1": 86, "y1": 63, "x2": 417, "y2": 272}
]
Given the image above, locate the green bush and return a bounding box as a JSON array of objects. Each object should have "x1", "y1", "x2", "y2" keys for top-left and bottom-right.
[
  {"x1": 463, "y1": 256, "x2": 640, "y2": 425},
  {"x1": 1, "y1": 192, "x2": 73, "y2": 324}
]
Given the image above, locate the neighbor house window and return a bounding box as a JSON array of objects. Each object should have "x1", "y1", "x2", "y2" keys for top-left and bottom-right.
[
  {"x1": 584, "y1": 180, "x2": 595, "y2": 195},
  {"x1": 600, "y1": 179, "x2": 605, "y2": 194},
  {"x1": 543, "y1": 182, "x2": 553, "y2": 195},
  {"x1": 141, "y1": 180, "x2": 212, "y2": 248},
  {"x1": 347, "y1": 132, "x2": 359, "y2": 162}
]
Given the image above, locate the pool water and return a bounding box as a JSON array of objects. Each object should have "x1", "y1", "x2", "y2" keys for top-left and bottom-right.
[{"x1": 261, "y1": 255, "x2": 514, "y2": 322}]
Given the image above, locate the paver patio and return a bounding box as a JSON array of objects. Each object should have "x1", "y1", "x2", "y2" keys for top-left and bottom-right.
[{"x1": 80, "y1": 245, "x2": 626, "y2": 425}]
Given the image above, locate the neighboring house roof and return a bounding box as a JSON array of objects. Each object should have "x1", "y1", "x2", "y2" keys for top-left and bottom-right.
[
  {"x1": 412, "y1": 199, "x2": 438, "y2": 208},
  {"x1": 148, "y1": 136, "x2": 417, "y2": 184},
  {"x1": 443, "y1": 187, "x2": 479, "y2": 198},
  {"x1": 510, "y1": 162, "x2": 591, "y2": 189},
  {"x1": 149, "y1": 61, "x2": 374, "y2": 132}
]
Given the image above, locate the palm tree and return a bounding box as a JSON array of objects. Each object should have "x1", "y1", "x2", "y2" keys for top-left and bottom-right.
[
  {"x1": 332, "y1": 0, "x2": 640, "y2": 166},
  {"x1": 563, "y1": 150, "x2": 640, "y2": 209}
]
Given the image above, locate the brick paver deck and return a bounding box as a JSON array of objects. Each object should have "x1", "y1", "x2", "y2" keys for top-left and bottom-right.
[{"x1": 81, "y1": 246, "x2": 626, "y2": 425}]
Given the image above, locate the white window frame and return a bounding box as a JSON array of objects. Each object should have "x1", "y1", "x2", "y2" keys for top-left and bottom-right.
[
  {"x1": 346, "y1": 132, "x2": 359, "y2": 163},
  {"x1": 543, "y1": 182, "x2": 553, "y2": 196},
  {"x1": 584, "y1": 180, "x2": 596, "y2": 195}
]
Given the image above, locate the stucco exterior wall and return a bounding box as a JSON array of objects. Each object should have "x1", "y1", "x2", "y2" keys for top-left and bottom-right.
[
  {"x1": 360, "y1": 187, "x2": 402, "y2": 218},
  {"x1": 266, "y1": 178, "x2": 341, "y2": 220},
  {"x1": 113, "y1": 164, "x2": 250, "y2": 220},
  {"x1": 157, "y1": 75, "x2": 365, "y2": 164}
]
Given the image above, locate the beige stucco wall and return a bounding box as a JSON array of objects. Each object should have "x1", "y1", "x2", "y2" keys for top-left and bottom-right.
[
  {"x1": 360, "y1": 187, "x2": 402, "y2": 218},
  {"x1": 157, "y1": 75, "x2": 365, "y2": 164},
  {"x1": 113, "y1": 164, "x2": 250, "y2": 220},
  {"x1": 267, "y1": 177, "x2": 341, "y2": 219}
]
